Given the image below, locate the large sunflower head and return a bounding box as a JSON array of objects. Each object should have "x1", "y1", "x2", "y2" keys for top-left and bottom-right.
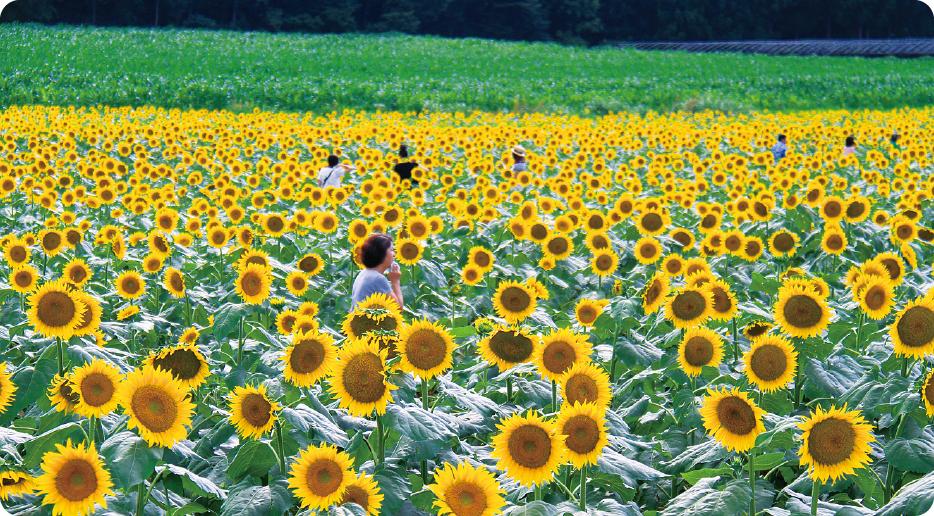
[
  {"x1": 636, "y1": 209, "x2": 670, "y2": 236},
  {"x1": 236, "y1": 263, "x2": 272, "y2": 305},
  {"x1": 288, "y1": 444, "x2": 355, "y2": 510},
  {"x1": 871, "y1": 252, "x2": 905, "y2": 287},
  {"x1": 114, "y1": 271, "x2": 146, "y2": 300},
  {"x1": 707, "y1": 280, "x2": 737, "y2": 321},
  {"x1": 281, "y1": 330, "x2": 337, "y2": 387},
  {"x1": 0, "y1": 363, "x2": 13, "y2": 416},
  {"x1": 534, "y1": 328, "x2": 591, "y2": 382},
  {"x1": 797, "y1": 405, "x2": 876, "y2": 482},
  {"x1": 328, "y1": 339, "x2": 398, "y2": 417},
  {"x1": 118, "y1": 366, "x2": 194, "y2": 448},
  {"x1": 773, "y1": 285, "x2": 833, "y2": 338},
  {"x1": 493, "y1": 280, "x2": 537, "y2": 324},
  {"x1": 39, "y1": 229, "x2": 65, "y2": 256},
  {"x1": 340, "y1": 472, "x2": 384, "y2": 516},
  {"x1": 398, "y1": 319, "x2": 454, "y2": 380},
  {"x1": 543, "y1": 234, "x2": 574, "y2": 261},
  {"x1": 575, "y1": 298, "x2": 607, "y2": 327},
  {"x1": 821, "y1": 227, "x2": 847, "y2": 255},
  {"x1": 468, "y1": 246, "x2": 496, "y2": 273},
  {"x1": 48, "y1": 373, "x2": 80, "y2": 414},
  {"x1": 665, "y1": 286, "x2": 713, "y2": 329},
  {"x1": 590, "y1": 249, "x2": 619, "y2": 278},
  {"x1": 769, "y1": 230, "x2": 798, "y2": 258},
  {"x1": 63, "y1": 259, "x2": 93, "y2": 288},
  {"x1": 285, "y1": 271, "x2": 309, "y2": 297},
  {"x1": 0, "y1": 470, "x2": 36, "y2": 501},
  {"x1": 479, "y1": 328, "x2": 537, "y2": 371},
  {"x1": 163, "y1": 267, "x2": 186, "y2": 298},
  {"x1": 430, "y1": 461, "x2": 505, "y2": 516},
  {"x1": 890, "y1": 297, "x2": 934, "y2": 358},
  {"x1": 228, "y1": 384, "x2": 282, "y2": 440},
  {"x1": 677, "y1": 327, "x2": 724, "y2": 377},
  {"x1": 396, "y1": 238, "x2": 424, "y2": 266},
  {"x1": 634, "y1": 236, "x2": 662, "y2": 265},
  {"x1": 144, "y1": 344, "x2": 210, "y2": 390},
  {"x1": 35, "y1": 440, "x2": 114, "y2": 516},
  {"x1": 28, "y1": 279, "x2": 86, "y2": 340},
  {"x1": 698, "y1": 387, "x2": 766, "y2": 453},
  {"x1": 70, "y1": 359, "x2": 122, "y2": 419},
  {"x1": 560, "y1": 362, "x2": 611, "y2": 408},
  {"x1": 555, "y1": 401, "x2": 608, "y2": 468},
  {"x1": 856, "y1": 276, "x2": 894, "y2": 321},
  {"x1": 490, "y1": 412, "x2": 566, "y2": 487},
  {"x1": 9, "y1": 265, "x2": 39, "y2": 294},
  {"x1": 3, "y1": 237, "x2": 30, "y2": 267},
  {"x1": 743, "y1": 335, "x2": 797, "y2": 393}
]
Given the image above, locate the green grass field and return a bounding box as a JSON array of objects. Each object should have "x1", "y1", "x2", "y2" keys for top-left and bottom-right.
[{"x1": 2, "y1": 23, "x2": 934, "y2": 114}]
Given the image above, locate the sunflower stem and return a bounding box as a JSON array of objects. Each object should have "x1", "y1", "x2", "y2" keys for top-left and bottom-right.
[
  {"x1": 376, "y1": 414, "x2": 385, "y2": 466},
  {"x1": 421, "y1": 377, "x2": 430, "y2": 483},
  {"x1": 274, "y1": 419, "x2": 287, "y2": 476},
  {"x1": 237, "y1": 318, "x2": 244, "y2": 366},
  {"x1": 57, "y1": 338, "x2": 65, "y2": 376},
  {"x1": 811, "y1": 477, "x2": 820, "y2": 515},
  {"x1": 534, "y1": 483, "x2": 542, "y2": 501},
  {"x1": 749, "y1": 450, "x2": 755, "y2": 516},
  {"x1": 184, "y1": 293, "x2": 192, "y2": 326},
  {"x1": 579, "y1": 465, "x2": 587, "y2": 510},
  {"x1": 507, "y1": 375, "x2": 513, "y2": 402},
  {"x1": 550, "y1": 476, "x2": 578, "y2": 504},
  {"x1": 731, "y1": 318, "x2": 738, "y2": 365},
  {"x1": 794, "y1": 363, "x2": 801, "y2": 410},
  {"x1": 136, "y1": 482, "x2": 146, "y2": 516},
  {"x1": 551, "y1": 380, "x2": 558, "y2": 414},
  {"x1": 855, "y1": 312, "x2": 865, "y2": 352},
  {"x1": 88, "y1": 415, "x2": 96, "y2": 444},
  {"x1": 901, "y1": 356, "x2": 909, "y2": 378},
  {"x1": 139, "y1": 467, "x2": 167, "y2": 516}
]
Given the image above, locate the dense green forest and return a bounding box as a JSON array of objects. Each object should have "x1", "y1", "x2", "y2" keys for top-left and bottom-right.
[{"x1": 3, "y1": 0, "x2": 934, "y2": 45}]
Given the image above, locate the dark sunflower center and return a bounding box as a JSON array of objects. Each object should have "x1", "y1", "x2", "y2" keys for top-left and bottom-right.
[
  {"x1": 807, "y1": 417, "x2": 856, "y2": 466},
  {"x1": 565, "y1": 373, "x2": 598, "y2": 405},
  {"x1": 306, "y1": 459, "x2": 344, "y2": 497},
  {"x1": 43, "y1": 232, "x2": 62, "y2": 251},
  {"x1": 563, "y1": 414, "x2": 600, "y2": 455},
  {"x1": 240, "y1": 272, "x2": 263, "y2": 296},
  {"x1": 782, "y1": 294, "x2": 823, "y2": 329},
  {"x1": 299, "y1": 256, "x2": 319, "y2": 272},
  {"x1": 448, "y1": 481, "x2": 487, "y2": 516},
  {"x1": 826, "y1": 234, "x2": 843, "y2": 250},
  {"x1": 14, "y1": 271, "x2": 33, "y2": 287},
  {"x1": 80, "y1": 372, "x2": 115, "y2": 407},
  {"x1": 879, "y1": 258, "x2": 901, "y2": 282},
  {"x1": 154, "y1": 235, "x2": 168, "y2": 253},
  {"x1": 500, "y1": 287, "x2": 532, "y2": 314},
  {"x1": 473, "y1": 251, "x2": 491, "y2": 268},
  {"x1": 159, "y1": 216, "x2": 173, "y2": 230},
  {"x1": 897, "y1": 224, "x2": 913, "y2": 239},
  {"x1": 846, "y1": 202, "x2": 866, "y2": 218},
  {"x1": 9, "y1": 245, "x2": 26, "y2": 263},
  {"x1": 724, "y1": 235, "x2": 742, "y2": 252},
  {"x1": 823, "y1": 201, "x2": 842, "y2": 218},
  {"x1": 348, "y1": 313, "x2": 397, "y2": 338},
  {"x1": 745, "y1": 240, "x2": 761, "y2": 257},
  {"x1": 61, "y1": 381, "x2": 80, "y2": 403},
  {"x1": 121, "y1": 278, "x2": 140, "y2": 295},
  {"x1": 169, "y1": 272, "x2": 184, "y2": 292},
  {"x1": 587, "y1": 215, "x2": 603, "y2": 230},
  {"x1": 548, "y1": 237, "x2": 569, "y2": 256},
  {"x1": 671, "y1": 290, "x2": 706, "y2": 322},
  {"x1": 701, "y1": 214, "x2": 717, "y2": 229},
  {"x1": 595, "y1": 254, "x2": 614, "y2": 271},
  {"x1": 542, "y1": 341, "x2": 575, "y2": 376},
  {"x1": 749, "y1": 344, "x2": 787, "y2": 382},
  {"x1": 773, "y1": 234, "x2": 795, "y2": 253},
  {"x1": 530, "y1": 224, "x2": 548, "y2": 241},
  {"x1": 577, "y1": 305, "x2": 597, "y2": 324},
  {"x1": 37, "y1": 291, "x2": 77, "y2": 328},
  {"x1": 746, "y1": 324, "x2": 769, "y2": 337},
  {"x1": 267, "y1": 216, "x2": 284, "y2": 232},
  {"x1": 639, "y1": 242, "x2": 657, "y2": 259},
  {"x1": 753, "y1": 202, "x2": 768, "y2": 218},
  {"x1": 488, "y1": 330, "x2": 534, "y2": 364},
  {"x1": 716, "y1": 396, "x2": 756, "y2": 436},
  {"x1": 152, "y1": 349, "x2": 202, "y2": 380},
  {"x1": 645, "y1": 280, "x2": 662, "y2": 306},
  {"x1": 641, "y1": 213, "x2": 662, "y2": 232},
  {"x1": 684, "y1": 336, "x2": 714, "y2": 367},
  {"x1": 400, "y1": 243, "x2": 419, "y2": 260},
  {"x1": 288, "y1": 340, "x2": 324, "y2": 376},
  {"x1": 507, "y1": 424, "x2": 551, "y2": 469},
  {"x1": 405, "y1": 329, "x2": 448, "y2": 370},
  {"x1": 896, "y1": 305, "x2": 934, "y2": 349},
  {"x1": 341, "y1": 485, "x2": 369, "y2": 510},
  {"x1": 291, "y1": 276, "x2": 307, "y2": 290},
  {"x1": 242, "y1": 393, "x2": 272, "y2": 428},
  {"x1": 1, "y1": 476, "x2": 19, "y2": 487},
  {"x1": 341, "y1": 352, "x2": 386, "y2": 403},
  {"x1": 130, "y1": 385, "x2": 178, "y2": 433},
  {"x1": 925, "y1": 374, "x2": 934, "y2": 410},
  {"x1": 864, "y1": 286, "x2": 887, "y2": 310},
  {"x1": 711, "y1": 287, "x2": 732, "y2": 314},
  {"x1": 55, "y1": 458, "x2": 99, "y2": 501},
  {"x1": 70, "y1": 267, "x2": 88, "y2": 283}
]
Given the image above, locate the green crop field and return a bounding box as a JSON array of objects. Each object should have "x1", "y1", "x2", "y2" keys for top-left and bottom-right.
[{"x1": 2, "y1": 23, "x2": 934, "y2": 114}]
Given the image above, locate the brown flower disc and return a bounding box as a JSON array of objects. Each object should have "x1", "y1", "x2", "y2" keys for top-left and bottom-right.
[
  {"x1": 716, "y1": 396, "x2": 757, "y2": 436},
  {"x1": 807, "y1": 417, "x2": 856, "y2": 466},
  {"x1": 506, "y1": 424, "x2": 551, "y2": 469},
  {"x1": 896, "y1": 305, "x2": 934, "y2": 349},
  {"x1": 749, "y1": 344, "x2": 787, "y2": 382}
]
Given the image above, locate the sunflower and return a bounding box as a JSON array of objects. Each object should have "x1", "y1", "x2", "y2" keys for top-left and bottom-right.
[
  {"x1": 0, "y1": 470, "x2": 35, "y2": 500},
  {"x1": 699, "y1": 387, "x2": 766, "y2": 452},
  {"x1": 329, "y1": 339, "x2": 397, "y2": 417},
  {"x1": 206, "y1": 226, "x2": 228, "y2": 249},
  {"x1": 634, "y1": 236, "x2": 663, "y2": 265},
  {"x1": 922, "y1": 369, "x2": 934, "y2": 417},
  {"x1": 636, "y1": 209, "x2": 670, "y2": 236},
  {"x1": 773, "y1": 285, "x2": 833, "y2": 338},
  {"x1": 560, "y1": 362, "x2": 611, "y2": 408},
  {"x1": 468, "y1": 246, "x2": 496, "y2": 273},
  {"x1": 665, "y1": 286, "x2": 713, "y2": 330},
  {"x1": 236, "y1": 263, "x2": 272, "y2": 305},
  {"x1": 890, "y1": 297, "x2": 934, "y2": 358},
  {"x1": 490, "y1": 412, "x2": 566, "y2": 487},
  {"x1": 288, "y1": 444, "x2": 354, "y2": 510},
  {"x1": 63, "y1": 259, "x2": 92, "y2": 287},
  {"x1": 590, "y1": 250, "x2": 618, "y2": 278},
  {"x1": 743, "y1": 321, "x2": 773, "y2": 341},
  {"x1": 798, "y1": 405, "x2": 876, "y2": 482},
  {"x1": 340, "y1": 472, "x2": 384, "y2": 516},
  {"x1": 118, "y1": 366, "x2": 194, "y2": 448},
  {"x1": 70, "y1": 359, "x2": 121, "y2": 418},
  {"x1": 142, "y1": 254, "x2": 164, "y2": 274},
  {"x1": 461, "y1": 265, "x2": 483, "y2": 286},
  {"x1": 239, "y1": 249, "x2": 271, "y2": 270},
  {"x1": 585, "y1": 231, "x2": 611, "y2": 252},
  {"x1": 677, "y1": 327, "x2": 724, "y2": 377},
  {"x1": 144, "y1": 344, "x2": 210, "y2": 389},
  {"x1": 642, "y1": 272, "x2": 671, "y2": 315},
  {"x1": 342, "y1": 295, "x2": 403, "y2": 354},
  {"x1": 39, "y1": 229, "x2": 65, "y2": 256},
  {"x1": 544, "y1": 234, "x2": 574, "y2": 261},
  {"x1": 114, "y1": 271, "x2": 146, "y2": 300},
  {"x1": 575, "y1": 298, "x2": 607, "y2": 327},
  {"x1": 872, "y1": 252, "x2": 906, "y2": 287},
  {"x1": 262, "y1": 213, "x2": 287, "y2": 236},
  {"x1": 28, "y1": 280, "x2": 86, "y2": 339},
  {"x1": 534, "y1": 328, "x2": 590, "y2": 382},
  {"x1": 9, "y1": 265, "x2": 39, "y2": 293},
  {"x1": 493, "y1": 280, "x2": 537, "y2": 324},
  {"x1": 297, "y1": 253, "x2": 324, "y2": 276},
  {"x1": 117, "y1": 306, "x2": 140, "y2": 320},
  {"x1": 286, "y1": 271, "x2": 309, "y2": 297},
  {"x1": 157, "y1": 267, "x2": 186, "y2": 299},
  {"x1": 743, "y1": 335, "x2": 797, "y2": 393},
  {"x1": 430, "y1": 461, "x2": 505, "y2": 516},
  {"x1": 479, "y1": 328, "x2": 536, "y2": 371},
  {"x1": 282, "y1": 330, "x2": 337, "y2": 387},
  {"x1": 741, "y1": 236, "x2": 764, "y2": 262},
  {"x1": 398, "y1": 319, "x2": 454, "y2": 380},
  {"x1": 179, "y1": 327, "x2": 200, "y2": 346},
  {"x1": 524, "y1": 277, "x2": 549, "y2": 300},
  {"x1": 856, "y1": 277, "x2": 894, "y2": 320},
  {"x1": 148, "y1": 231, "x2": 172, "y2": 258},
  {"x1": 228, "y1": 384, "x2": 282, "y2": 440},
  {"x1": 48, "y1": 373, "x2": 80, "y2": 414},
  {"x1": 396, "y1": 238, "x2": 424, "y2": 266},
  {"x1": 769, "y1": 230, "x2": 798, "y2": 258},
  {"x1": 555, "y1": 401, "x2": 608, "y2": 468},
  {"x1": 3, "y1": 237, "x2": 30, "y2": 267},
  {"x1": 276, "y1": 309, "x2": 299, "y2": 335},
  {"x1": 708, "y1": 280, "x2": 738, "y2": 321},
  {"x1": 821, "y1": 227, "x2": 847, "y2": 255},
  {"x1": 35, "y1": 440, "x2": 114, "y2": 516}
]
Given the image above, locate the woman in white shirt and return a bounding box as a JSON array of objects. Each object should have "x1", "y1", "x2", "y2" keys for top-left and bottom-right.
[{"x1": 317, "y1": 154, "x2": 355, "y2": 188}]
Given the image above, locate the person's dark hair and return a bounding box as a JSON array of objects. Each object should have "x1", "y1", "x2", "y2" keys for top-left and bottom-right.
[
  {"x1": 327, "y1": 155, "x2": 339, "y2": 167},
  {"x1": 399, "y1": 144, "x2": 408, "y2": 159},
  {"x1": 778, "y1": 134, "x2": 786, "y2": 142},
  {"x1": 359, "y1": 233, "x2": 392, "y2": 268},
  {"x1": 845, "y1": 136, "x2": 855, "y2": 147},
  {"x1": 891, "y1": 132, "x2": 900, "y2": 143}
]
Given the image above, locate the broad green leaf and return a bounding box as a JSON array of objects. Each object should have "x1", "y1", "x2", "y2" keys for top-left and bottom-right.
[
  {"x1": 219, "y1": 479, "x2": 292, "y2": 516},
  {"x1": 886, "y1": 437, "x2": 934, "y2": 474},
  {"x1": 3, "y1": 358, "x2": 56, "y2": 425},
  {"x1": 681, "y1": 467, "x2": 732, "y2": 486},
  {"x1": 24, "y1": 423, "x2": 85, "y2": 469},
  {"x1": 100, "y1": 431, "x2": 164, "y2": 491},
  {"x1": 660, "y1": 477, "x2": 751, "y2": 516},
  {"x1": 449, "y1": 326, "x2": 478, "y2": 338},
  {"x1": 159, "y1": 463, "x2": 228, "y2": 499},
  {"x1": 373, "y1": 463, "x2": 412, "y2": 514},
  {"x1": 280, "y1": 405, "x2": 349, "y2": 447},
  {"x1": 875, "y1": 469, "x2": 934, "y2": 516},
  {"x1": 213, "y1": 303, "x2": 251, "y2": 341},
  {"x1": 226, "y1": 440, "x2": 278, "y2": 480},
  {"x1": 385, "y1": 403, "x2": 455, "y2": 442}
]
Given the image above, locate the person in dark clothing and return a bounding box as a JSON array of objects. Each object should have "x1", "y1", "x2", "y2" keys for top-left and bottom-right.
[{"x1": 392, "y1": 144, "x2": 419, "y2": 187}]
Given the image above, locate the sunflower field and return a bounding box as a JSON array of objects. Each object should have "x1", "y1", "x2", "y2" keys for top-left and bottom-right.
[{"x1": 1, "y1": 104, "x2": 934, "y2": 516}]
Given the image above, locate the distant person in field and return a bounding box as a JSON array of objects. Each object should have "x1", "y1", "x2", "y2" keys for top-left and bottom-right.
[
  {"x1": 351, "y1": 233, "x2": 404, "y2": 311},
  {"x1": 392, "y1": 144, "x2": 419, "y2": 187},
  {"x1": 842, "y1": 135, "x2": 857, "y2": 156},
  {"x1": 510, "y1": 145, "x2": 528, "y2": 173},
  {"x1": 317, "y1": 154, "x2": 355, "y2": 188},
  {"x1": 890, "y1": 131, "x2": 900, "y2": 150},
  {"x1": 771, "y1": 135, "x2": 788, "y2": 163}
]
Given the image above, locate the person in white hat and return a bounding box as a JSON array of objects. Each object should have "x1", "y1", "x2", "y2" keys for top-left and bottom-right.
[{"x1": 511, "y1": 145, "x2": 528, "y2": 173}]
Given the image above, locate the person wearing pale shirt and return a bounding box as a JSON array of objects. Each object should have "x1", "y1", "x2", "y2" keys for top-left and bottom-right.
[
  {"x1": 842, "y1": 135, "x2": 857, "y2": 156},
  {"x1": 317, "y1": 154, "x2": 355, "y2": 188}
]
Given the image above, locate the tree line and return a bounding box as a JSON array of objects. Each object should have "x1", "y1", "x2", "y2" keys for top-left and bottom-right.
[{"x1": 4, "y1": 0, "x2": 933, "y2": 45}]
